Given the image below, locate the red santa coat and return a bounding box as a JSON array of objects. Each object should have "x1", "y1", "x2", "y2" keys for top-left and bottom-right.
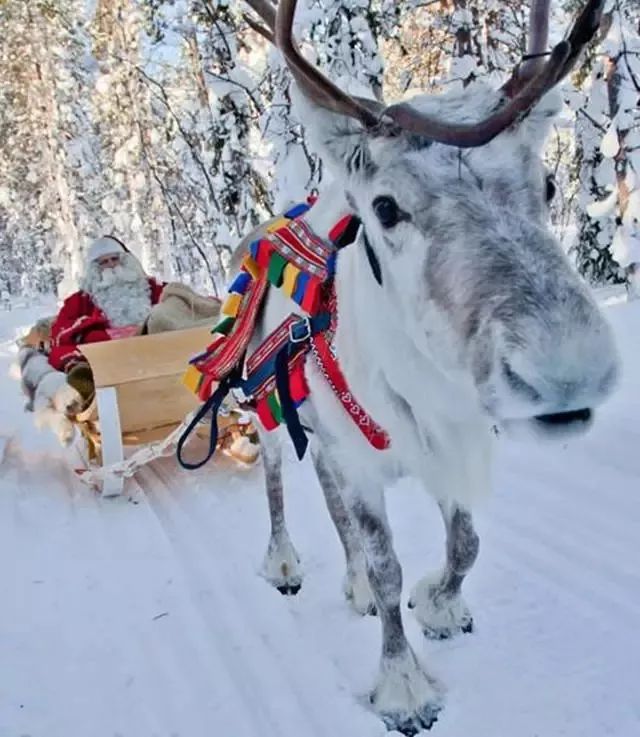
[{"x1": 48, "y1": 278, "x2": 165, "y2": 371}]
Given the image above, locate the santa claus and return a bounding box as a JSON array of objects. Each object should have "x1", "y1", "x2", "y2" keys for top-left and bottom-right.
[{"x1": 48, "y1": 236, "x2": 165, "y2": 372}]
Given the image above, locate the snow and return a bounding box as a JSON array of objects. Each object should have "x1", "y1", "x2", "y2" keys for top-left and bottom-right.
[
  {"x1": 586, "y1": 189, "x2": 618, "y2": 219},
  {"x1": 1, "y1": 296, "x2": 639, "y2": 737},
  {"x1": 600, "y1": 122, "x2": 620, "y2": 159}
]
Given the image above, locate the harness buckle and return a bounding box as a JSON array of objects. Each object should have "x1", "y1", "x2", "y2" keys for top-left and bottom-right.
[{"x1": 288, "y1": 317, "x2": 312, "y2": 344}]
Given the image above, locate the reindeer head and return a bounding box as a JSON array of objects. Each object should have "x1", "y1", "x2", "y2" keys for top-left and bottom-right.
[{"x1": 246, "y1": 0, "x2": 619, "y2": 439}]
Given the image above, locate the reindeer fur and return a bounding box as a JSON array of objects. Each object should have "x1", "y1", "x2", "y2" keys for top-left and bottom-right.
[{"x1": 251, "y1": 80, "x2": 619, "y2": 733}]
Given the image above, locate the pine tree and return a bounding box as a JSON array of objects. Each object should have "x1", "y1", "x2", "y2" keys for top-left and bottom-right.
[
  {"x1": 572, "y1": 0, "x2": 640, "y2": 288},
  {"x1": 0, "y1": 0, "x2": 94, "y2": 295},
  {"x1": 91, "y1": 0, "x2": 170, "y2": 276}
]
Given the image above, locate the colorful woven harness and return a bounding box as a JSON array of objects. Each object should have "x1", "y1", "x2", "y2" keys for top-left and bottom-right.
[{"x1": 177, "y1": 198, "x2": 390, "y2": 469}]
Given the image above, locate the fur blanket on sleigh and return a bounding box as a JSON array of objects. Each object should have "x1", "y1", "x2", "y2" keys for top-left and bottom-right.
[
  {"x1": 144, "y1": 282, "x2": 221, "y2": 334},
  {"x1": 17, "y1": 345, "x2": 84, "y2": 446}
]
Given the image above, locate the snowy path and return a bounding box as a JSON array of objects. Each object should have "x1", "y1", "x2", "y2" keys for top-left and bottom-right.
[{"x1": 1, "y1": 300, "x2": 639, "y2": 737}]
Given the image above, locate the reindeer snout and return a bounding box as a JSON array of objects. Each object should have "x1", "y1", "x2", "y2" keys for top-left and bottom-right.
[{"x1": 486, "y1": 307, "x2": 620, "y2": 423}]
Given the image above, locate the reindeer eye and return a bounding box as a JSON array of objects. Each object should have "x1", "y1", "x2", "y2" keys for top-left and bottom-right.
[
  {"x1": 545, "y1": 174, "x2": 557, "y2": 203},
  {"x1": 372, "y1": 195, "x2": 401, "y2": 229}
]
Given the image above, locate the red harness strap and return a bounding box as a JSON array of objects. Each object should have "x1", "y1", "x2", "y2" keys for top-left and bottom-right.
[
  {"x1": 310, "y1": 331, "x2": 390, "y2": 451},
  {"x1": 308, "y1": 283, "x2": 391, "y2": 451}
]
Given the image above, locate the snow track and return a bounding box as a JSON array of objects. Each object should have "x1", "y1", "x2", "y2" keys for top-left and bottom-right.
[
  {"x1": 1, "y1": 301, "x2": 639, "y2": 737},
  {"x1": 135, "y1": 459, "x2": 383, "y2": 737}
]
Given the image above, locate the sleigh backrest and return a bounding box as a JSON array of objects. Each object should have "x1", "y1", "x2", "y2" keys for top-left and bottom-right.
[{"x1": 79, "y1": 325, "x2": 212, "y2": 435}]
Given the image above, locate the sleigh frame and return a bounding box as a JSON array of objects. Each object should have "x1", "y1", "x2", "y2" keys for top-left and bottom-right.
[{"x1": 73, "y1": 326, "x2": 257, "y2": 496}]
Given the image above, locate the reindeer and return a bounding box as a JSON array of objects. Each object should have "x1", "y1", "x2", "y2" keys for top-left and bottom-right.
[{"x1": 241, "y1": 0, "x2": 619, "y2": 731}]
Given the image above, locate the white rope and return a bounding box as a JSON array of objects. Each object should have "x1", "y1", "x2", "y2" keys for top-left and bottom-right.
[
  {"x1": 75, "y1": 396, "x2": 257, "y2": 490},
  {"x1": 75, "y1": 411, "x2": 198, "y2": 487}
]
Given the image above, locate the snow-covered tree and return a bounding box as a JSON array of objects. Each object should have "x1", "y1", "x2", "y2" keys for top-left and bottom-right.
[
  {"x1": 190, "y1": 0, "x2": 272, "y2": 255},
  {"x1": 572, "y1": 0, "x2": 640, "y2": 289},
  {"x1": 91, "y1": 0, "x2": 171, "y2": 275},
  {"x1": 435, "y1": 0, "x2": 529, "y2": 89},
  {"x1": 0, "y1": 0, "x2": 96, "y2": 295},
  {"x1": 0, "y1": 0, "x2": 636, "y2": 301},
  {"x1": 137, "y1": 0, "x2": 274, "y2": 292},
  {"x1": 253, "y1": 0, "x2": 404, "y2": 204}
]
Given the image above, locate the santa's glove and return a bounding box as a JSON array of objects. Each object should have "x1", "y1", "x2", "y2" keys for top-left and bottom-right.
[{"x1": 66, "y1": 362, "x2": 95, "y2": 409}]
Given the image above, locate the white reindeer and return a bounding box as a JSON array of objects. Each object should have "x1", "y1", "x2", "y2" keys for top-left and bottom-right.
[{"x1": 242, "y1": 0, "x2": 619, "y2": 732}]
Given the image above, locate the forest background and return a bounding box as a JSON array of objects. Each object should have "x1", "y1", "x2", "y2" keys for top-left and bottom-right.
[{"x1": 0, "y1": 0, "x2": 638, "y2": 299}]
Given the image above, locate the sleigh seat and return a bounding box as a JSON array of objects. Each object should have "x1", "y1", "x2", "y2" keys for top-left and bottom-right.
[{"x1": 73, "y1": 325, "x2": 259, "y2": 497}]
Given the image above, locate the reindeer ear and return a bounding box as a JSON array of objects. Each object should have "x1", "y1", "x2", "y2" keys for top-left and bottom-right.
[{"x1": 291, "y1": 84, "x2": 375, "y2": 178}]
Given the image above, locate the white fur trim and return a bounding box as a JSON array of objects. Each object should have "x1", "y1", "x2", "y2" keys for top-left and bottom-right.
[
  {"x1": 24, "y1": 361, "x2": 83, "y2": 446},
  {"x1": 87, "y1": 236, "x2": 125, "y2": 264}
]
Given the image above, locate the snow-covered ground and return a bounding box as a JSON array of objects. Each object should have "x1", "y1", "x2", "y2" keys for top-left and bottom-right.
[{"x1": 1, "y1": 295, "x2": 638, "y2": 737}]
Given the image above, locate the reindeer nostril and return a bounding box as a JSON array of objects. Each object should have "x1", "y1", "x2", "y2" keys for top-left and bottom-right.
[
  {"x1": 501, "y1": 360, "x2": 541, "y2": 403},
  {"x1": 535, "y1": 408, "x2": 592, "y2": 426}
]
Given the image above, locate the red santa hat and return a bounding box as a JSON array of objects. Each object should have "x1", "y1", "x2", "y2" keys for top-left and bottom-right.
[{"x1": 87, "y1": 235, "x2": 129, "y2": 264}]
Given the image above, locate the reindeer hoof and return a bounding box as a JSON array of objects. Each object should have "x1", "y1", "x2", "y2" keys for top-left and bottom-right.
[
  {"x1": 379, "y1": 703, "x2": 441, "y2": 735},
  {"x1": 260, "y1": 533, "x2": 303, "y2": 596},
  {"x1": 343, "y1": 558, "x2": 377, "y2": 616},
  {"x1": 276, "y1": 583, "x2": 301, "y2": 596},
  {"x1": 423, "y1": 621, "x2": 472, "y2": 640},
  {"x1": 345, "y1": 587, "x2": 376, "y2": 616},
  {"x1": 409, "y1": 574, "x2": 474, "y2": 640},
  {"x1": 370, "y1": 649, "x2": 442, "y2": 734},
  {"x1": 422, "y1": 615, "x2": 473, "y2": 640}
]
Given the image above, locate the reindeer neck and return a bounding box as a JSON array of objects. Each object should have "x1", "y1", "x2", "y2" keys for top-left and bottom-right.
[
  {"x1": 295, "y1": 187, "x2": 476, "y2": 424},
  {"x1": 331, "y1": 223, "x2": 482, "y2": 431}
]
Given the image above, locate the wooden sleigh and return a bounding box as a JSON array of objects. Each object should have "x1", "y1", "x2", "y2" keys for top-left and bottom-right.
[{"x1": 72, "y1": 325, "x2": 259, "y2": 497}]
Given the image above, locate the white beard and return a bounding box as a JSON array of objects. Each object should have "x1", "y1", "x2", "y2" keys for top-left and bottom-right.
[{"x1": 82, "y1": 254, "x2": 152, "y2": 327}]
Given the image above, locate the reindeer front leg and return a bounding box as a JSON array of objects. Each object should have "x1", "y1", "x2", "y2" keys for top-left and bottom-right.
[
  {"x1": 311, "y1": 448, "x2": 376, "y2": 615},
  {"x1": 409, "y1": 502, "x2": 479, "y2": 639},
  {"x1": 351, "y1": 490, "x2": 442, "y2": 734},
  {"x1": 259, "y1": 430, "x2": 303, "y2": 595},
  {"x1": 408, "y1": 427, "x2": 486, "y2": 640}
]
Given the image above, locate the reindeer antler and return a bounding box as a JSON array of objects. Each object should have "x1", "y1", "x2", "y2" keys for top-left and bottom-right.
[
  {"x1": 521, "y1": 0, "x2": 552, "y2": 77},
  {"x1": 242, "y1": 0, "x2": 276, "y2": 42},
  {"x1": 504, "y1": 0, "x2": 602, "y2": 92},
  {"x1": 274, "y1": 0, "x2": 382, "y2": 127},
  {"x1": 243, "y1": 0, "x2": 383, "y2": 127},
  {"x1": 243, "y1": 0, "x2": 605, "y2": 148}
]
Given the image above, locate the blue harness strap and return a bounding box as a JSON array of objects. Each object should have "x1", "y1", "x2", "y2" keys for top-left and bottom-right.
[
  {"x1": 177, "y1": 313, "x2": 330, "y2": 468},
  {"x1": 176, "y1": 368, "x2": 242, "y2": 470},
  {"x1": 274, "y1": 313, "x2": 331, "y2": 461}
]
